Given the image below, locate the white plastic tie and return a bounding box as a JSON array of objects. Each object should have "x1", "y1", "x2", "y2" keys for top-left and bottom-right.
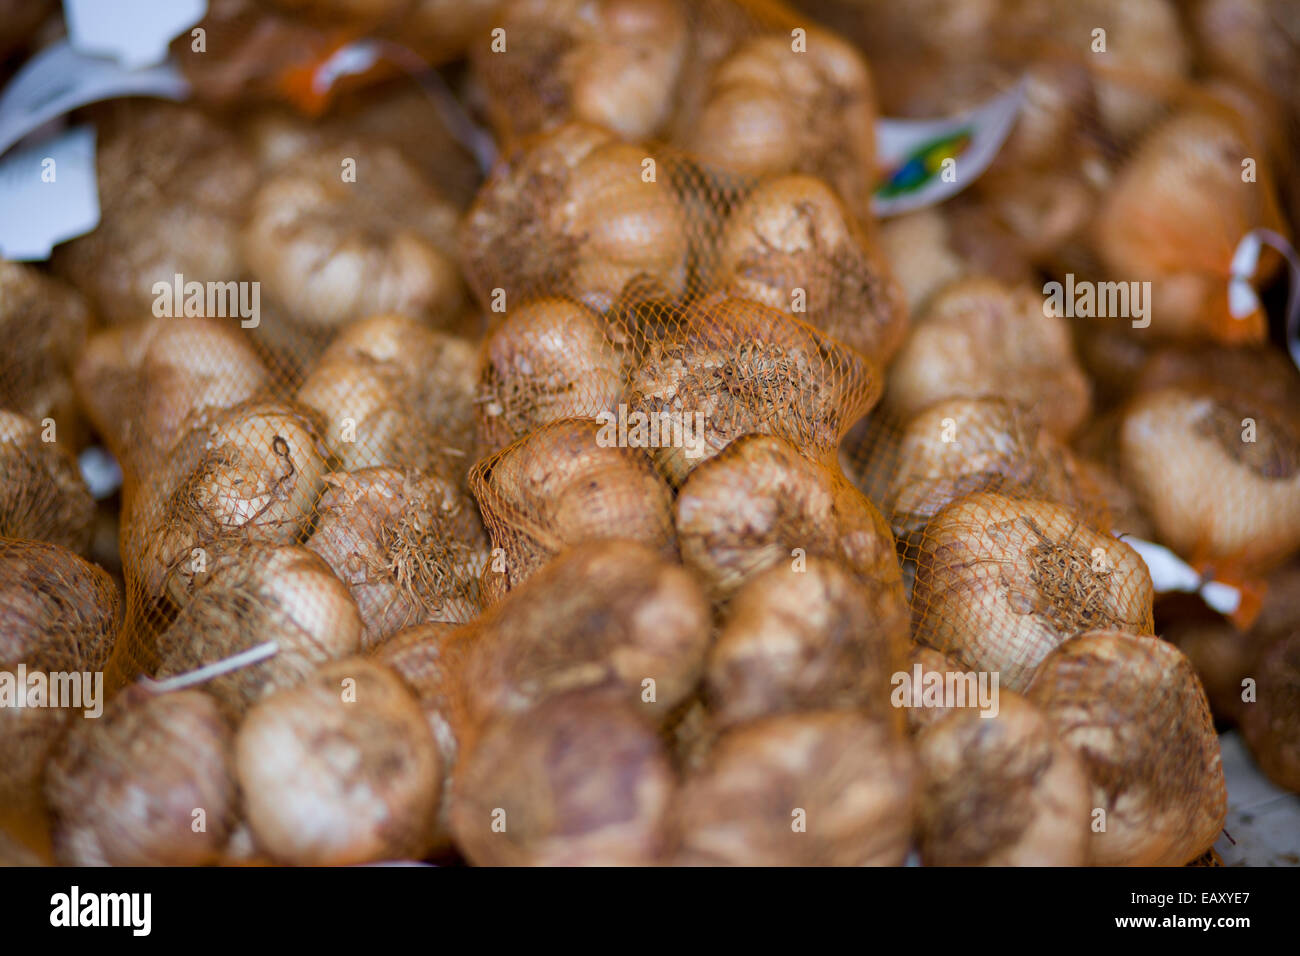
[
  {"x1": 137, "y1": 641, "x2": 279, "y2": 693},
  {"x1": 1231, "y1": 228, "x2": 1300, "y2": 371}
]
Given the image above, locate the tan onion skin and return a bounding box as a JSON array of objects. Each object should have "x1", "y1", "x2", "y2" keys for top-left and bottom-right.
[
  {"x1": 885, "y1": 57, "x2": 1083, "y2": 174},
  {"x1": 476, "y1": 298, "x2": 625, "y2": 455},
  {"x1": 307, "y1": 467, "x2": 488, "y2": 646},
  {"x1": 0, "y1": 410, "x2": 95, "y2": 553},
  {"x1": 623, "y1": 296, "x2": 879, "y2": 486},
  {"x1": 1093, "y1": 104, "x2": 1285, "y2": 344},
  {"x1": 297, "y1": 313, "x2": 478, "y2": 478},
  {"x1": 1188, "y1": 0, "x2": 1300, "y2": 234},
  {"x1": 876, "y1": 209, "x2": 968, "y2": 316},
  {"x1": 246, "y1": 89, "x2": 483, "y2": 210},
  {"x1": 371, "y1": 622, "x2": 464, "y2": 848},
  {"x1": 134, "y1": 320, "x2": 274, "y2": 462},
  {"x1": 685, "y1": 30, "x2": 878, "y2": 218},
  {"x1": 399, "y1": 0, "x2": 501, "y2": 65},
  {"x1": 875, "y1": 189, "x2": 1037, "y2": 302},
  {"x1": 1065, "y1": 0, "x2": 1190, "y2": 141},
  {"x1": 472, "y1": 419, "x2": 676, "y2": 598},
  {"x1": 886, "y1": 277, "x2": 1092, "y2": 439},
  {"x1": 460, "y1": 122, "x2": 688, "y2": 314},
  {"x1": 711, "y1": 174, "x2": 909, "y2": 362},
  {"x1": 1070, "y1": 323, "x2": 1155, "y2": 414},
  {"x1": 1071, "y1": 457, "x2": 1154, "y2": 542},
  {"x1": 242, "y1": 141, "x2": 463, "y2": 331},
  {"x1": 1239, "y1": 631, "x2": 1300, "y2": 793},
  {"x1": 1137, "y1": 344, "x2": 1300, "y2": 413},
  {"x1": 997, "y1": 0, "x2": 1188, "y2": 143},
  {"x1": 155, "y1": 545, "x2": 363, "y2": 719},
  {"x1": 133, "y1": 400, "x2": 329, "y2": 605},
  {"x1": 815, "y1": 0, "x2": 1001, "y2": 110},
  {"x1": 75, "y1": 316, "x2": 271, "y2": 469},
  {"x1": 675, "y1": 434, "x2": 902, "y2": 604},
  {"x1": 0, "y1": 828, "x2": 44, "y2": 866},
  {"x1": 674, "y1": 710, "x2": 915, "y2": 866},
  {"x1": 885, "y1": 397, "x2": 1104, "y2": 541},
  {"x1": 0, "y1": 262, "x2": 89, "y2": 435},
  {"x1": 705, "y1": 557, "x2": 909, "y2": 730},
  {"x1": 236, "y1": 658, "x2": 442, "y2": 865},
  {"x1": 1161, "y1": 560, "x2": 1300, "y2": 729},
  {"x1": 52, "y1": 102, "x2": 258, "y2": 327},
  {"x1": 894, "y1": 644, "x2": 971, "y2": 734},
  {"x1": 474, "y1": 0, "x2": 688, "y2": 143},
  {"x1": 1120, "y1": 385, "x2": 1300, "y2": 571},
  {"x1": 914, "y1": 691, "x2": 1091, "y2": 866},
  {"x1": 451, "y1": 692, "x2": 675, "y2": 866},
  {"x1": 458, "y1": 540, "x2": 711, "y2": 735},
  {"x1": 0, "y1": 540, "x2": 119, "y2": 808},
  {"x1": 913, "y1": 493, "x2": 1154, "y2": 693},
  {"x1": 1190, "y1": 0, "x2": 1299, "y2": 96},
  {"x1": 1165, "y1": 614, "x2": 1258, "y2": 725},
  {"x1": 974, "y1": 166, "x2": 1098, "y2": 268},
  {"x1": 45, "y1": 688, "x2": 235, "y2": 867},
  {"x1": 1027, "y1": 631, "x2": 1227, "y2": 866}
]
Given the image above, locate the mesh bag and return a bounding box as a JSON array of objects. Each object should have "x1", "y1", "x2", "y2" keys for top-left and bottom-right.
[
  {"x1": 0, "y1": 262, "x2": 90, "y2": 447},
  {"x1": 4, "y1": 0, "x2": 1298, "y2": 865},
  {"x1": 911, "y1": 690, "x2": 1092, "y2": 866},
  {"x1": 1237, "y1": 629, "x2": 1300, "y2": 793},
  {"x1": 469, "y1": 418, "x2": 678, "y2": 600},
  {"x1": 673, "y1": 709, "x2": 915, "y2": 866},
  {"x1": 443, "y1": 540, "x2": 712, "y2": 745},
  {"x1": 0, "y1": 539, "x2": 120, "y2": 808},
  {"x1": 1025, "y1": 630, "x2": 1227, "y2": 866},
  {"x1": 911, "y1": 492, "x2": 1155, "y2": 692},
  {"x1": 0, "y1": 410, "x2": 94, "y2": 554}
]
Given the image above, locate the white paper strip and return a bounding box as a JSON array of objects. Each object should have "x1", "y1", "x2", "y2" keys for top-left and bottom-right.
[
  {"x1": 0, "y1": 125, "x2": 99, "y2": 259},
  {"x1": 0, "y1": 40, "x2": 188, "y2": 158},
  {"x1": 1121, "y1": 534, "x2": 1243, "y2": 617},
  {"x1": 63, "y1": 0, "x2": 207, "y2": 70}
]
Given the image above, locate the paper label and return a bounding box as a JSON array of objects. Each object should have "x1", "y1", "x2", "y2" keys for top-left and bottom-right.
[
  {"x1": 0, "y1": 40, "x2": 189, "y2": 157},
  {"x1": 64, "y1": 0, "x2": 207, "y2": 70},
  {"x1": 873, "y1": 81, "x2": 1025, "y2": 217},
  {"x1": 0, "y1": 125, "x2": 99, "y2": 260},
  {"x1": 1123, "y1": 535, "x2": 1202, "y2": 593},
  {"x1": 1121, "y1": 534, "x2": 1243, "y2": 617}
]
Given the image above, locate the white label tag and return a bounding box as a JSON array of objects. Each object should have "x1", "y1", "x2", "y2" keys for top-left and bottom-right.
[
  {"x1": 1121, "y1": 533, "x2": 1244, "y2": 616},
  {"x1": 0, "y1": 125, "x2": 99, "y2": 260},
  {"x1": 1232, "y1": 228, "x2": 1300, "y2": 373},
  {"x1": 873, "y1": 81, "x2": 1025, "y2": 217},
  {"x1": 0, "y1": 40, "x2": 189, "y2": 157},
  {"x1": 63, "y1": 0, "x2": 208, "y2": 70},
  {"x1": 1123, "y1": 535, "x2": 1202, "y2": 593}
]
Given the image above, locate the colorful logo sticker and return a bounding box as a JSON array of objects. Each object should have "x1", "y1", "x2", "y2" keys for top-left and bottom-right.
[
  {"x1": 872, "y1": 81, "x2": 1024, "y2": 217},
  {"x1": 876, "y1": 129, "x2": 972, "y2": 199}
]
